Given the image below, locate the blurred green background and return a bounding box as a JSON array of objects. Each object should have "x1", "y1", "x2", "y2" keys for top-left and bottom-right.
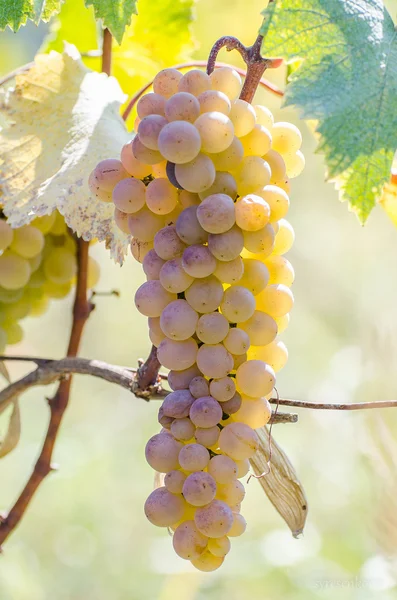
[{"x1": 1, "y1": 1, "x2": 397, "y2": 598}]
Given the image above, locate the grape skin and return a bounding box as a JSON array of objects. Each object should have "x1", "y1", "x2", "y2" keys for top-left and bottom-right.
[
  {"x1": 196, "y1": 193, "x2": 236, "y2": 234},
  {"x1": 158, "y1": 121, "x2": 201, "y2": 164}
]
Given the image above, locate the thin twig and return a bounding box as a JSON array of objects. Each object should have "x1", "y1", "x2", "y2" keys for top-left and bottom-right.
[
  {"x1": 0, "y1": 31, "x2": 114, "y2": 549},
  {"x1": 268, "y1": 398, "x2": 397, "y2": 411},
  {"x1": 122, "y1": 60, "x2": 284, "y2": 121}
]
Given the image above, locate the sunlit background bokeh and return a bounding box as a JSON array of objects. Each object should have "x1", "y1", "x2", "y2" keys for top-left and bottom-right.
[{"x1": 1, "y1": 1, "x2": 397, "y2": 598}]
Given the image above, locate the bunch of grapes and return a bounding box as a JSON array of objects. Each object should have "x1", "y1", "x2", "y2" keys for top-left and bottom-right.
[
  {"x1": 89, "y1": 65, "x2": 304, "y2": 571},
  {"x1": 0, "y1": 210, "x2": 100, "y2": 350}
]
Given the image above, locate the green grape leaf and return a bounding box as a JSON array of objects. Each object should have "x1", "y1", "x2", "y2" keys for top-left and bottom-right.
[
  {"x1": 84, "y1": 0, "x2": 138, "y2": 44},
  {"x1": 0, "y1": 45, "x2": 131, "y2": 263},
  {"x1": 0, "y1": 0, "x2": 62, "y2": 31},
  {"x1": 261, "y1": 0, "x2": 397, "y2": 222}
]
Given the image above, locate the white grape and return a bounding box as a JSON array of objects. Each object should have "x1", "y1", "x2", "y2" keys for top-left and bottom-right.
[
  {"x1": 121, "y1": 142, "x2": 153, "y2": 178},
  {"x1": 196, "y1": 193, "x2": 236, "y2": 234},
  {"x1": 256, "y1": 185, "x2": 290, "y2": 222},
  {"x1": 265, "y1": 255, "x2": 295, "y2": 286},
  {"x1": 146, "y1": 178, "x2": 178, "y2": 215},
  {"x1": 220, "y1": 285, "x2": 256, "y2": 323},
  {"x1": 159, "y1": 257, "x2": 194, "y2": 292},
  {"x1": 176, "y1": 206, "x2": 208, "y2": 245},
  {"x1": 165, "y1": 91, "x2": 200, "y2": 123},
  {"x1": 134, "y1": 280, "x2": 176, "y2": 317},
  {"x1": 198, "y1": 90, "x2": 231, "y2": 115},
  {"x1": 175, "y1": 153, "x2": 216, "y2": 193},
  {"x1": 284, "y1": 150, "x2": 305, "y2": 178},
  {"x1": 168, "y1": 364, "x2": 201, "y2": 391},
  {"x1": 234, "y1": 156, "x2": 271, "y2": 195},
  {"x1": 114, "y1": 207, "x2": 130, "y2": 234},
  {"x1": 271, "y1": 122, "x2": 302, "y2": 155},
  {"x1": 196, "y1": 343, "x2": 234, "y2": 379},
  {"x1": 273, "y1": 219, "x2": 295, "y2": 255},
  {"x1": 153, "y1": 68, "x2": 183, "y2": 98},
  {"x1": 194, "y1": 426, "x2": 220, "y2": 447},
  {"x1": 179, "y1": 443, "x2": 210, "y2": 471},
  {"x1": 228, "y1": 512, "x2": 247, "y2": 537},
  {"x1": 164, "y1": 469, "x2": 187, "y2": 494},
  {"x1": 256, "y1": 284, "x2": 294, "y2": 317},
  {"x1": 137, "y1": 92, "x2": 166, "y2": 118},
  {"x1": 10, "y1": 225, "x2": 44, "y2": 259},
  {"x1": 208, "y1": 455, "x2": 238, "y2": 484},
  {"x1": 235, "y1": 459, "x2": 250, "y2": 478},
  {"x1": 179, "y1": 190, "x2": 201, "y2": 208},
  {"x1": 249, "y1": 339, "x2": 288, "y2": 372},
  {"x1": 138, "y1": 114, "x2": 168, "y2": 150},
  {"x1": 132, "y1": 135, "x2": 163, "y2": 165},
  {"x1": 208, "y1": 536, "x2": 231, "y2": 558},
  {"x1": 223, "y1": 328, "x2": 250, "y2": 355},
  {"x1": 229, "y1": 99, "x2": 256, "y2": 137},
  {"x1": 154, "y1": 226, "x2": 186, "y2": 260},
  {"x1": 145, "y1": 432, "x2": 183, "y2": 472},
  {"x1": 194, "y1": 499, "x2": 233, "y2": 537},
  {"x1": 172, "y1": 520, "x2": 208, "y2": 560},
  {"x1": 217, "y1": 480, "x2": 245, "y2": 505},
  {"x1": 233, "y1": 396, "x2": 272, "y2": 429},
  {"x1": 211, "y1": 136, "x2": 244, "y2": 171},
  {"x1": 196, "y1": 312, "x2": 229, "y2": 344},
  {"x1": 158, "y1": 121, "x2": 201, "y2": 164},
  {"x1": 198, "y1": 171, "x2": 237, "y2": 201},
  {"x1": 240, "y1": 311, "x2": 278, "y2": 347},
  {"x1": 240, "y1": 124, "x2": 272, "y2": 156},
  {"x1": 190, "y1": 550, "x2": 224, "y2": 571},
  {"x1": 218, "y1": 422, "x2": 259, "y2": 460},
  {"x1": 0, "y1": 220, "x2": 13, "y2": 250},
  {"x1": 189, "y1": 376, "x2": 210, "y2": 399},
  {"x1": 178, "y1": 69, "x2": 211, "y2": 96},
  {"x1": 190, "y1": 396, "x2": 223, "y2": 428},
  {"x1": 236, "y1": 360, "x2": 276, "y2": 397},
  {"x1": 128, "y1": 207, "x2": 165, "y2": 242},
  {"x1": 112, "y1": 177, "x2": 146, "y2": 214},
  {"x1": 162, "y1": 389, "x2": 196, "y2": 418},
  {"x1": 210, "y1": 377, "x2": 236, "y2": 402},
  {"x1": 143, "y1": 249, "x2": 165, "y2": 280},
  {"x1": 243, "y1": 223, "x2": 275, "y2": 256},
  {"x1": 221, "y1": 392, "x2": 242, "y2": 415},
  {"x1": 157, "y1": 337, "x2": 198, "y2": 370},
  {"x1": 254, "y1": 104, "x2": 274, "y2": 129},
  {"x1": 182, "y1": 472, "x2": 217, "y2": 506},
  {"x1": 238, "y1": 258, "x2": 269, "y2": 295},
  {"x1": 182, "y1": 244, "x2": 216, "y2": 278},
  {"x1": 213, "y1": 256, "x2": 244, "y2": 284},
  {"x1": 210, "y1": 66, "x2": 242, "y2": 101},
  {"x1": 170, "y1": 418, "x2": 196, "y2": 441},
  {"x1": 185, "y1": 275, "x2": 224, "y2": 313},
  {"x1": 194, "y1": 111, "x2": 234, "y2": 153},
  {"x1": 160, "y1": 299, "x2": 199, "y2": 340},
  {"x1": 235, "y1": 194, "x2": 270, "y2": 232},
  {"x1": 144, "y1": 486, "x2": 185, "y2": 526},
  {"x1": 208, "y1": 226, "x2": 244, "y2": 262},
  {"x1": 91, "y1": 158, "x2": 128, "y2": 192}
]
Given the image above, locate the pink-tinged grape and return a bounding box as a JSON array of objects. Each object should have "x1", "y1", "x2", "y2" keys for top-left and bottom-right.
[
  {"x1": 195, "y1": 426, "x2": 220, "y2": 447},
  {"x1": 213, "y1": 256, "x2": 244, "y2": 284},
  {"x1": 91, "y1": 159, "x2": 128, "y2": 192},
  {"x1": 128, "y1": 207, "x2": 165, "y2": 242},
  {"x1": 198, "y1": 90, "x2": 231, "y2": 115},
  {"x1": 145, "y1": 432, "x2": 183, "y2": 472},
  {"x1": 159, "y1": 256, "x2": 194, "y2": 294},
  {"x1": 208, "y1": 226, "x2": 244, "y2": 262},
  {"x1": 238, "y1": 258, "x2": 269, "y2": 295},
  {"x1": 185, "y1": 275, "x2": 224, "y2": 313},
  {"x1": 148, "y1": 316, "x2": 165, "y2": 347},
  {"x1": 153, "y1": 68, "x2": 183, "y2": 98},
  {"x1": 88, "y1": 170, "x2": 112, "y2": 201},
  {"x1": 114, "y1": 208, "x2": 130, "y2": 234},
  {"x1": 0, "y1": 220, "x2": 13, "y2": 250},
  {"x1": 263, "y1": 149, "x2": 286, "y2": 181},
  {"x1": 162, "y1": 389, "x2": 196, "y2": 418},
  {"x1": 208, "y1": 455, "x2": 238, "y2": 484},
  {"x1": 165, "y1": 470, "x2": 187, "y2": 494},
  {"x1": 243, "y1": 223, "x2": 275, "y2": 256},
  {"x1": 175, "y1": 154, "x2": 216, "y2": 193},
  {"x1": 138, "y1": 114, "x2": 168, "y2": 150},
  {"x1": 168, "y1": 364, "x2": 201, "y2": 391},
  {"x1": 236, "y1": 360, "x2": 276, "y2": 397},
  {"x1": 229, "y1": 99, "x2": 256, "y2": 137},
  {"x1": 240, "y1": 124, "x2": 272, "y2": 156},
  {"x1": 44, "y1": 249, "x2": 76, "y2": 284},
  {"x1": 112, "y1": 178, "x2": 146, "y2": 214},
  {"x1": 189, "y1": 376, "x2": 210, "y2": 399},
  {"x1": 196, "y1": 312, "x2": 229, "y2": 344},
  {"x1": 271, "y1": 122, "x2": 302, "y2": 155},
  {"x1": 170, "y1": 417, "x2": 196, "y2": 441},
  {"x1": 194, "y1": 112, "x2": 234, "y2": 153},
  {"x1": 234, "y1": 156, "x2": 271, "y2": 195},
  {"x1": 265, "y1": 255, "x2": 295, "y2": 286},
  {"x1": 210, "y1": 67, "x2": 242, "y2": 101},
  {"x1": 208, "y1": 536, "x2": 231, "y2": 558},
  {"x1": 10, "y1": 225, "x2": 44, "y2": 259},
  {"x1": 120, "y1": 142, "x2": 152, "y2": 178},
  {"x1": 256, "y1": 185, "x2": 290, "y2": 222},
  {"x1": 235, "y1": 194, "x2": 270, "y2": 232},
  {"x1": 134, "y1": 280, "x2": 177, "y2": 317},
  {"x1": 248, "y1": 339, "x2": 288, "y2": 372},
  {"x1": 132, "y1": 135, "x2": 163, "y2": 165},
  {"x1": 211, "y1": 136, "x2": 244, "y2": 171},
  {"x1": 157, "y1": 337, "x2": 198, "y2": 371},
  {"x1": 218, "y1": 422, "x2": 259, "y2": 460},
  {"x1": 158, "y1": 121, "x2": 201, "y2": 164},
  {"x1": 198, "y1": 171, "x2": 237, "y2": 200},
  {"x1": 221, "y1": 392, "x2": 242, "y2": 415},
  {"x1": 182, "y1": 244, "x2": 216, "y2": 278},
  {"x1": 182, "y1": 472, "x2": 217, "y2": 506},
  {"x1": 196, "y1": 193, "x2": 236, "y2": 234},
  {"x1": 210, "y1": 377, "x2": 236, "y2": 402},
  {"x1": 254, "y1": 104, "x2": 274, "y2": 129},
  {"x1": 236, "y1": 459, "x2": 250, "y2": 478},
  {"x1": 154, "y1": 226, "x2": 186, "y2": 260},
  {"x1": 0, "y1": 250, "x2": 31, "y2": 290},
  {"x1": 179, "y1": 190, "x2": 201, "y2": 208},
  {"x1": 144, "y1": 486, "x2": 185, "y2": 526},
  {"x1": 137, "y1": 92, "x2": 166, "y2": 118},
  {"x1": 240, "y1": 311, "x2": 278, "y2": 347},
  {"x1": 273, "y1": 219, "x2": 295, "y2": 255},
  {"x1": 223, "y1": 328, "x2": 250, "y2": 355},
  {"x1": 173, "y1": 520, "x2": 208, "y2": 560},
  {"x1": 228, "y1": 513, "x2": 247, "y2": 537},
  {"x1": 152, "y1": 161, "x2": 167, "y2": 178},
  {"x1": 196, "y1": 344, "x2": 234, "y2": 379},
  {"x1": 176, "y1": 207, "x2": 208, "y2": 245},
  {"x1": 220, "y1": 286, "x2": 256, "y2": 323},
  {"x1": 233, "y1": 397, "x2": 272, "y2": 429},
  {"x1": 194, "y1": 499, "x2": 233, "y2": 537},
  {"x1": 217, "y1": 480, "x2": 245, "y2": 505},
  {"x1": 284, "y1": 150, "x2": 305, "y2": 178},
  {"x1": 179, "y1": 443, "x2": 210, "y2": 471},
  {"x1": 159, "y1": 257, "x2": 194, "y2": 292},
  {"x1": 178, "y1": 69, "x2": 211, "y2": 96},
  {"x1": 165, "y1": 92, "x2": 200, "y2": 122},
  {"x1": 160, "y1": 299, "x2": 199, "y2": 340},
  {"x1": 143, "y1": 249, "x2": 165, "y2": 280},
  {"x1": 190, "y1": 396, "x2": 223, "y2": 428},
  {"x1": 256, "y1": 284, "x2": 294, "y2": 317},
  {"x1": 191, "y1": 550, "x2": 224, "y2": 571}
]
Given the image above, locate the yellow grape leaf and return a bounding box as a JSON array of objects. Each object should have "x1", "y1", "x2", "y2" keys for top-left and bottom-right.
[
  {"x1": 44, "y1": 0, "x2": 99, "y2": 56},
  {"x1": 0, "y1": 45, "x2": 132, "y2": 263},
  {"x1": 0, "y1": 400, "x2": 20, "y2": 458},
  {"x1": 378, "y1": 171, "x2": 397, "y2": 228}
]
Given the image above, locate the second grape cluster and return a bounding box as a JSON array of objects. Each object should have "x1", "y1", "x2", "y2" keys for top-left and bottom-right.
[{"x1": 89, "y1": 65, "x2": 304, "y2": 571}]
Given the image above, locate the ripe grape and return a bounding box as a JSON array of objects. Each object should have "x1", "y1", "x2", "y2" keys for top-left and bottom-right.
[
  {"x1": 128, "y1": 207, "x2": 165, "y2": 242},
  {"x1": 213, "y1": 256, "x2": 244, "y2": 284},
  {"x1": 44, "y1": 249, "x2": 76, "y2": 285},
  {"x1": 196, "y1": 193, "x2": 236, "y2": 234},
  {"x1": 168, "y1": 364, "x2": 201, "y2": 391},
  {"x1": 189, "y1": 376, "x2": 210, "y2": 399},
  {"x1": 175, "y1": 153, "x2": 216, "y2": 193},
  {"x1": 143, "y1": 249, "x2": 165, "y2": 280},
  {"x1": 194, "y1": 499, "x2": 233, "y2": 537},
  {"x1": 170, "y1": 418, "x2": 196, "y2": 441},
  {"x1": 164, "y1": 470, "x2": 187, "y2": 494},
  {"x1": 198, "y1": 171, "x2": 237, "y2": 200},
  {"x1": 157, "y1": 337, "x2": 198, "y2": 370},
  {"x1": 256, "y1": 185, "x2": 290, "y2": 222},
  {"x1": 256, "y1": 283, "x2": 294, "y2": 317},
  {"x1": 240, "y1": 124, "x2": 272, "y2": 156},
  {"x1": 243, "y1": 223, "x2": 275, "y2": 256},
  {"x1": 132, "y1": 135, "x2": 163, "y2": 165},
  {"x1": 265, "y1": 255, "x2": 295, "y2": 286},
  {"x1": 179, "y1": 443, "x2": 210, "y2": 471},
  {"x1": 191, "y1": 550, "x2": 224, "y2": 571},
  {"x1": 223, "y1": 328, "x2": 250, "y2": 355},
  {"x1": 210, "y1": 377, "x2": 236, "y2": 402},
  {"x1": 284, "y1": 150, "x2": 305, "y2": 178},
  {"x1": 178, "y1": 69, "x2": 211, "y2": 96},
  {"x1": 271, "y1": 122, "x2": 302, "y2": 155},
  {"x1": 273, "y1": 219, "x2": 295, "y2": 254},
  {"x1": 236, "y1": 360, "x2": 276, "y2": 397},
  {"x1": 233, "y1": 397, "x2": 272, "y2": 429},
  {"x1": 148, "y1": 316, "x2": 166, "y2": 347},
  {"x1": 229, "y1": 99, "x2": 256, "y2": 137},
  {"x1": 146, "y1": 178, "x2": 179, "y2": 215},
  {"x1": 211, "y1": 136, "x2": 244, "y2": 171},
  {"x1": 154, "y1": 226, "x2": 186, "y2": 260},
  {"x1": 217, "y1": 480, "x2": 245, "y2": 505},
  {"x1": 182, "y1": 244, "x2": 216, "y2": 278},
  {"x1": 196, "y1": 343, "x2": 234, "y2": 379},
  {"x1": 185, "y1": 272, "x2": 225, "y2": 313},
  {"x1": 198, "y1": 90, "x2": 231, "y2": 115},
  {"x1": 162, "y1": 389, "x2": 196, "y2": 418},
  {"x1": 158, "y1": 120, "x2": 201, "y2": 164},
  {"x1": 240, "y1": 311, "x2": 278, "y2": 347},
  {"x1": 144, "y1": 486, "x2": 185, "y2": 526},
  {"x1": 138, "y1": 114, "x2": 168, "y2": 150},
  {"x1": 220, "y1": 285, "x2": 256, "y2": 323},
  {"x1": 10, "y1": 225, "x2": 44, "y2": 258},
  {"x1": 159, "y1": 257, "x2": 194, "y2": 293},
  {"x1": 160, "y1": 299, "x2": 199, "y2": 340},
  {"x1": 120, "y1": 142, "x2": 152, "y2": 178},
  {"x1": 173, "y1": 520, "x2": 208, "y2": 560},
  {"x1": 112, "y1": 178, "x2": 146, "y2": 214},
  {"x1": 137, "y1": 92, "x2": 166, "y2": 118},
  {"x1": 165, "y1": 92, "x2": 200, "y2": 123},
  {"x1": 91, "y1": 158, "x2": 128, "y2": 192},
  {"x1": 196, "y1": 312, "x2": 229, "y2": 344},
  {"x1": 218, "y1": 422, "x2": 259, "y2": 460},
  {"x1": 179, "y1": 190, "x2": 200, "y2": 208},
  {"x1": 176, "y1": 206, "x2": 208, "y2": 245},
  {"x1": 182, "y1": 472, "x2": 217, "y2": 506},
  {"x1": 194, "y1": 112, "x2": 234, "y2": 153},
  {"x1": 208, "y1": 225, "x2": 244, "y2": 261},
  {"x1": 238, "y1": 258, "x2": 269, "y2": 295},
  {"x1": 190, "y1": 396, "x2": 223, "y2": 428},
  {"x1": 254, "y1": 104, "x2": 274, "y2": 129},
  {"x1": 210, "y1": 67, "x2": 242, "y2": 101},
  {"x1": 235, "y1": 459, "x2": 250, "y2": 478},
  {"x1": 235, "y1": 194, "x2": 270, "y2": 232},
  {"x1": 194, "y1": 425, "x2": 220, "y2": 447},
  {"x1": 114, "y1": 208, "x2": 130, "y2": 234},
  {"x1": 135, "y1": 280, "x2": 176, "y2": 317},
  {"x1": 153, "y1": 68, "x2": 183, "y2": 98},
  {"x1": 208, "y1": 536, "x2": 231, "y2": 558},
  {"x1": 145, "y1": 432, "x2": 183, "y2": 472}
]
